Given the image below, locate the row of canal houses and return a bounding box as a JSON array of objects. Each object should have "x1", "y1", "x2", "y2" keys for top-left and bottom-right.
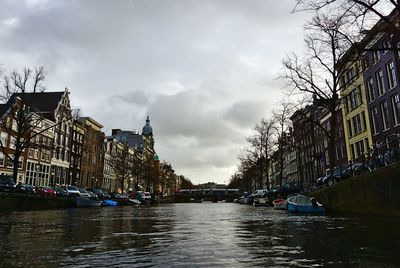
[
  {"x1": 269, "y1": 12, "x2": 400, "y2": 190},
  {"x1": 0, "y1": 89, "x2": 166, "y2": 193}
]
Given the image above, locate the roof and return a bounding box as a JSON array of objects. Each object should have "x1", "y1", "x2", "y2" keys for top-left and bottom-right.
[
  {"x1": 338, "y1": 8, "x2": 399, "y2": 68},
  {"x1": 78, "y1": 116, "x2": 103, "y2": 129},
  {"x1": 0, "y1": 104, "x2": 7, "y2": 117},
  {"x1": 6, "y1": 91, "x2": 65, "y2": 120}
]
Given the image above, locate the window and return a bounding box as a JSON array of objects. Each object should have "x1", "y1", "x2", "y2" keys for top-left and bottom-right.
[
  {"x1": 355, "y1": 140, "x2": 365, "y2": 159},
  {"x1": 376, "y1": 70, "x2": 385, "y2": 96},
  {"x1": 347, "y1": 119, "x2": 353, "y2": 137},
  {"x1": 392, "y1": 94, "x2": 400, "y2": 125},
  {"x1": 351, "y1": 86, "x2": 362, "y2": 109},
  {"x1": 373, "y1": 50, "x2": 381, "y2": 63},
  {"x1": 10, "y1": 136, "x2": 16, "y2": 149},
  {"x1": 381, "y1": 101, "x2": 390, "y2": 130},
  {"x1": 361, "y1": 111, "x2": 367, "y2": 131},
  {"x1": 386, "y1": 61, "x2": 397, "y2": 89},
  {"x1": 7, "y1": 155, "x2": 13, "y2": 168},
  {"x1": 0, "y1": 152, "x2": 4, "y2": 166},
  {"x1": 12, "y1": 120, "x2": 17, "y2": 131},
  {"x1": 397, "y1": 42, "x2": 400, "y2": 58},
  {"x1": 18, "y1": 157, "x2": 23, "y2": 170},
  {"x1": 363, "y1": 56, "x2": 371, "y2": 70},
  {"x1": 0, "y1": 132, "x2": 8, "y2": 147},
  {"x1": 383, "y1": 39, "x2": 391, "y2": 53},
  {"x1": 352, "y1": 114, "x2": 362, "y2": 135},
  {"x1": 366, "y1": 77, "x2": 375, "y2": 103},
  {"x1": 371, "y1": 107, "x2": 379, "y2": 134},
  {"x1": 346, "y1": 68, "x2": 355, "y2": 84}
]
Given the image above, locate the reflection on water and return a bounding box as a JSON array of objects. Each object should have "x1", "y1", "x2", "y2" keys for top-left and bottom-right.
[{"x1": 1, "y1": 203, "x2": 400, "y2": 267}]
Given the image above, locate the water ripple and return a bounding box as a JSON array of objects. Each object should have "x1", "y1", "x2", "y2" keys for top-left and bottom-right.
[{"x1": 1, "y1": 204, "x2": 400, "y2": 267}]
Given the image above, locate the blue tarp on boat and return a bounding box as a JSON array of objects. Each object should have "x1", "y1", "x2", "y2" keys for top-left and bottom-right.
[{"x1": 102, "y1": 199, "x2": 118, "y2": 206}]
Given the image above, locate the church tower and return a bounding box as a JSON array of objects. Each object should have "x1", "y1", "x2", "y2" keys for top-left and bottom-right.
[
  {"x1": 142, "y1": 115, "x2": 154, "y2": 152},
  {"x1": 142, "y1": 115, "x2": 153, "y2": 136}
]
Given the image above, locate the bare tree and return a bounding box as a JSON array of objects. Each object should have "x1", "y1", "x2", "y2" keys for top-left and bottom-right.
[
  {"x1": 245, "y1": 118, "x2": 275, "y2": 190},
  {"x1": 294, "y1": 0, "x2": 400, "y2": 50},
  {"x1": 0, "y1": 67, "x2": 72, "y2": 182},
  {"x1": 272, "y1": 100, "x2": 294, "y2": 186},
  {"x1": 131, "y1": 148, "x2": 144, "y2": 186},
  {"x1": 0, "y1": 67, "x2": 46, "y2": 103},
  {"x1": 282, "y1": 11, "x2": 356, "y2": 171},
  {"x1": 141, "y1": 153, "x2": 159, "y2": 192},
  {"x1": 109, "y1": 142, "x2": 134, "y2": 193},
  {"x1": 160, "y1": 161, "x2": 175, "y2": 195}
]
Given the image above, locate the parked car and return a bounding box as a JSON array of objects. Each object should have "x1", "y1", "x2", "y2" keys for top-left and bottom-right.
[
  {"x1": 86, "y1": 188, "x2": 111, "y2": 199},
  {"x1": 87, "y1": 191, "x2": 98, "y2": 199},
  {"x1": 37, "y1": 186, "x2": 57, "y2": 196},
  {"x1": 64, "y1": 185, "x2": 81, "y2": 197},
  {"x1": 52, "y1": 186, "x2": 69, "y2": 197},
  {"x1": 77, "y1": 188, "x2": 91, "y2": 198},
  {"x1": 16, "y1": 183, "x2": 36, "y2": 194},
  {"x1": 0, "y1": 175, "x2": 16, "y2": 192}
]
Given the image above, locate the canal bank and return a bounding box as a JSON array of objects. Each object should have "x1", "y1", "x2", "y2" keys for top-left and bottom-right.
[
  {"x1": 0, "y1": 192, "x2": 75, "y2": 212},
  {"x1": 310, "y1": 162, "x2": 400, "y2": 216}
]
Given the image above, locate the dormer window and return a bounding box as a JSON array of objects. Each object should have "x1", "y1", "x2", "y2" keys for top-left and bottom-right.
[
  {"x1": 373, "y1": 50, "x2": 381, "y2": 63},
  {"x1": 383, "y1": 39, "x2": 391, "y2": 54}
]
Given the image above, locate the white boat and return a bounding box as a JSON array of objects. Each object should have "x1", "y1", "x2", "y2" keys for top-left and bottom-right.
[
  {"x1": 75, "y1": 197, "x2": 102, "y2": 207},
  {"x1": 253, "y1": 197, "x2": 269, "y2": 207},
  {"x1": 129, "y1": 198, "x2": 141, "y2": 205},
  {"x1": 272, "y1": 198, "x2": 286, "y2": 210}
]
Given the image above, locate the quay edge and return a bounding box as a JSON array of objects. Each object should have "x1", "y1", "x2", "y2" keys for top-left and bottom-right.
[
  {"x1": 0, "y1": 193, "x2": 75, "y2": 212},
  {"x1": 310, "y1": 162, "x2": 400, "y2": 216}
]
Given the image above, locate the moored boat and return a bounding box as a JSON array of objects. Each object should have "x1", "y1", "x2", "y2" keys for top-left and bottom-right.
[
  {"x1": 286, "y1": 194, "x2": 325, "y2": 214},
  {"x1": 129, "y1": 198, "x2": 141, "y2": 205},
  {"x1": 272, "y1": 198, "x2": 286, "y2": 210},
  {"x1": 253, "y1": 196, "x2": 269, "y2": 207},
  {"x1": 75, "y1": 197, "x2": 102, "y2": 207},
  {"x1": 102, "y1": 199, "x2": 118, "y2": 206}
]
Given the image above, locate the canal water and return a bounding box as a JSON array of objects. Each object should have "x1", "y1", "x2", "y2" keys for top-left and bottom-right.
[{"x1": 1, "y1": 203, "x2": 400, "y2": 267}]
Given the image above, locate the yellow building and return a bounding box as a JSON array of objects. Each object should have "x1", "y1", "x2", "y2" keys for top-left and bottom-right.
[{"x1": 340, "y1": 60, "x2": 373, "y2": 161}]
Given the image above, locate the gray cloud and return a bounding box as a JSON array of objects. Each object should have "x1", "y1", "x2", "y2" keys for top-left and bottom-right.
[
  {"x1": 0, "y1": 0, "x2": 308, "y2": 184},
  {"x1": 110, "y1": 90, "x2": 149, "y2": 106},
  {"x1": 223, "y1": 101, "x2": 269, "y2": 128}
]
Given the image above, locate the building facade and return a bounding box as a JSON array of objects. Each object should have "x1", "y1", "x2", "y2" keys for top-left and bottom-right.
[
  {"x1": 69, "y1": 119, "x2": 85, "y2": 186},
  {"x1": 362, "y1": 31, "x2": 400, "y2": 150},
  {"x1": 79, "y1": 117, "x2": 105, "y2": 189},
  {"x1": 339, "y1": 59, "x2": 373, "y2": 161},
  {"x1": 49, "y1": 90, "x2": 73, "y2": 186}
]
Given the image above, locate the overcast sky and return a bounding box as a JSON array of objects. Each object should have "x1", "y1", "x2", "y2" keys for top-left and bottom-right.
[{"x1": 0, "y1": 0, "x2": 310, "y2": 184}]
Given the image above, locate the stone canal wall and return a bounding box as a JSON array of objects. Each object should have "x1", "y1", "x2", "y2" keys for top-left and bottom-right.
[
  {"x1": 0, "y1": 193, "x2": 75, "y2": 212},
  {"x1": 310, "y1": 163, "x2": 400, "y2": 216}
]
